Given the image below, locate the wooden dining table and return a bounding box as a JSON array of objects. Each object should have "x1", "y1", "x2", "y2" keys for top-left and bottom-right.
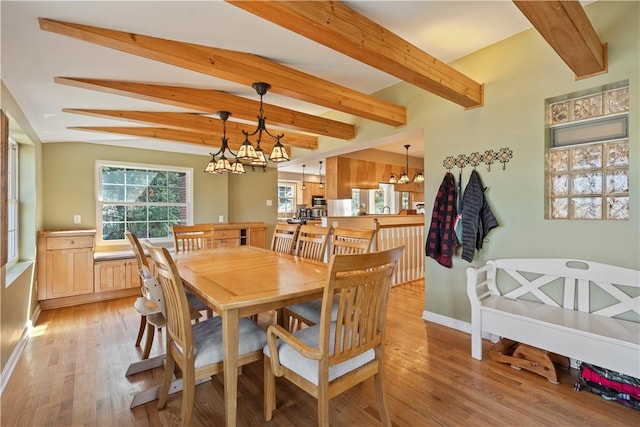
[{"x1": 172, "y1": 245, "x2": 328, "y2": 427}]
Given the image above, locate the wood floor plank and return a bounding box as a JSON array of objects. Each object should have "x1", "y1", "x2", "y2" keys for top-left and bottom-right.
[{"x1": 2, "y1": 280, "x2": 639, "y2": 426}]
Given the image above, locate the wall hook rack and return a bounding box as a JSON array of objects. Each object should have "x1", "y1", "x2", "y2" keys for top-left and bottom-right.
[{"x1": 443, "y1": 147, "x2": 514, "y2": 172}]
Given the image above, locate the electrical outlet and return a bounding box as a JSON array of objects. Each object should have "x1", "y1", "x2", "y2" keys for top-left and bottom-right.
[
  {"x1": 219, "y1": 215, "x2": 224, "y2": 223},
  {"x1": 73, "y1": 215, "x2": 81, "y2": 224}
]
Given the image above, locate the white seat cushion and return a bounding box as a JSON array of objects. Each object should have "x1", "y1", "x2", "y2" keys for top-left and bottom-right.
[
  {"x1": 192, "y1": 317, "x2": 267, "y2": 369},
  {"x1": 264, "y1": 323, "x2": 374, "y2": 384}
]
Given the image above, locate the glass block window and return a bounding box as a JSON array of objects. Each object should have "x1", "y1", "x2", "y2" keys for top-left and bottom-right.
[
  {"x1": 96, "y1": 161, "x2": 192, "y2": 243},
  {"x1": 547, "y1": 81, "x2": 629, "y2": 220}
]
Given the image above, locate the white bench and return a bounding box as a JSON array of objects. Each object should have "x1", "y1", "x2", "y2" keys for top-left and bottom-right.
[{"x1": 467, "y1": 258, "x2": 640, "y2": 379}]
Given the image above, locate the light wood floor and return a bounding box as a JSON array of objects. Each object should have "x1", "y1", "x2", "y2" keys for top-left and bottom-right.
[{"x1": 2, "y1": 281, "x2": 639, "y2": 426}]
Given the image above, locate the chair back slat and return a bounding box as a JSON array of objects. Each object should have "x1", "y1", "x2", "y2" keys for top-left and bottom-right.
[
  {"x1": 332, "y1": 227, "x2": 376, "y2": 255},
  {"x1": 295, "y1": 225, "x2": 332, "y2": 262},
  {"x1": 173, "y1": 224, "x2": 214, "y2": 252},
  {"x1": 271, "y1": 223, "x2": 300, "y2": 255},
  {"x1": 320, "y1": 246, "x2": 404, "y2": 366},
  {"x1": 125, "y1": 231, "x2": 151, "y2": 296},
  {"x1": 145, "y1": 243, "x2": 193, "y2": 359}
]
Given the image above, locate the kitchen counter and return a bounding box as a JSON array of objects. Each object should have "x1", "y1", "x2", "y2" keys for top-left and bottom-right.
[{"x1": 323, "y1": 214, "x2": 424, "y2": 229}]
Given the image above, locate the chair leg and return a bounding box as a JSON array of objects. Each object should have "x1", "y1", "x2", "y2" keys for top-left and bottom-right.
[
  {"x1": 264, "y1": 356, "x2": 276, "y2": 421},
  {"x1": 181, "y1": 365, "x2": 196, "y2": 427},
  {"x1": 158, "y1": 352, "x2": 175, "y2": 409},
  {"x1": 141, "y1": 322, "x2": 155, "y2": 359},
  {"x1": 135, "y1": 315, "x2": 147, "y2": 347},
  {"x1": 374, "y1": 360, "x2": 391, "y2": 427},
  {"x1": 317, "y1": 380, "x2": 330, "y2": 427}
]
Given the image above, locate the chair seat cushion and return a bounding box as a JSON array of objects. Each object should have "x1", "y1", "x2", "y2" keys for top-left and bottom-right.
[
  {"x1": 186, "y1": 289, "x2": 209, "y2": 313},
  {"x1": 264, "y1": 323, "x2": 375, "y2": 384},
  {"x1": 192, "y1": 317, "x2": 267, "y2": 368},
  {"x1": 286, "y1": 295, "x2": 339, "y2": 325}
]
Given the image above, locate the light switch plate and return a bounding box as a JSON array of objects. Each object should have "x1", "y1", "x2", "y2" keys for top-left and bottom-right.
[
  {"x1": 73, "y1": 215, "x2": 81, "y2": 224},
  {"x1": 266, "y1": 199, "x2": 272, "y2": 206}
]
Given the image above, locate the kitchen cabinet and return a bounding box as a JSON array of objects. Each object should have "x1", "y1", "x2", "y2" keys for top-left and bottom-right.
[
  {"x1": 301, "y1": 182, "x2": 325, "y2": 206},
  {"x1": 37, "y1": 229, "x2": 95, "y2": 301},
  {"x1": 325, "y1": 156, "x2": 424, "y2": 199}
]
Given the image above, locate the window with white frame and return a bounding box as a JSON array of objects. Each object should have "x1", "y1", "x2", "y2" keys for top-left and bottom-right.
[
  {"x1": 277, "y1": 181, "x2": 296, "y2": 215},
  {"x1": 547, "y1": 81, "x2": 629, "y2": 220},
  {"x1": 96, "y1": 161, "x2": 192, "y2": 243},
  {"x1": 7, "y1": 138, "x2": 18, "y2": 264}
]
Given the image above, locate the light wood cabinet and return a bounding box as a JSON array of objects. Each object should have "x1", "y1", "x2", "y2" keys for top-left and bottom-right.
[
  {"x1": 325, "y1": 156, "x2": 424, "y2": 199},
  {"x1": 37, "y1": 229, "x2": 95, "y2": 301},
  {"x1": 94, "y1": 258, "x2": 139, "y2": 293},
  {"x1": 301, "y1": 182, "x2": 326, "y2": 206},
  {"x1": 212, "y1": 228, "x2": 241, "y2": 248}
]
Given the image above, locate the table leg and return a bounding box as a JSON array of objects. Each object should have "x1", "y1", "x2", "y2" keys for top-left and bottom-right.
[{"x1": 222, "y1": 309, "x2": 239, "y2": 427}]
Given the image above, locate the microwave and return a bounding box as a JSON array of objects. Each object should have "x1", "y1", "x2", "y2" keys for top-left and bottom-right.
[{"x1": 311, "y1": 196, "x2": 326, "y2": 207}]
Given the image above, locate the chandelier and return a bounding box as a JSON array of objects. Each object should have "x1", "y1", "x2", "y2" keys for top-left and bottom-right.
[
  {"x1": 204, "y1": 111, "x2": 245, "y2": 174},
  {"x1": 389, "y1": 144, "x2": 424, "y2": 184},
  {"x1": 204, "y1": 82, "x2": 290, "y2": 174}
]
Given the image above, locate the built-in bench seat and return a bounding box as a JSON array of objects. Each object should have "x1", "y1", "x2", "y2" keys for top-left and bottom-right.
[{"x1": 467, "y1": 258, "x2": 640, "y2": 379}]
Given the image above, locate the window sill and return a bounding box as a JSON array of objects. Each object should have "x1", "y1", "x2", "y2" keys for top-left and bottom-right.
[{"x1": 5, "y1": 261, "x2": 34, "y2": 288}]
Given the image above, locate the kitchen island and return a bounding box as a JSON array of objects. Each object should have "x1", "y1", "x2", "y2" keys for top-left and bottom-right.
[{"x1": 322, "y1": 214, "x2": 424, "y2": 285}]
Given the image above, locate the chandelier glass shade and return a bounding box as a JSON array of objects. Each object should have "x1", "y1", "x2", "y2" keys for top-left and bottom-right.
[{"x1": 204, "y1": 82, "x2": 289, "y2": 174}]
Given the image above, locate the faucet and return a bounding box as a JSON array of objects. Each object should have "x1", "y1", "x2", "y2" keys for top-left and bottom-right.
[{"x1": 383, "y1": 206, "x2": 390, "y2": 214}]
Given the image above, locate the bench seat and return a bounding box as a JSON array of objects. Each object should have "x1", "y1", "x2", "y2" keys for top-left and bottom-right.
[
  {"x1": 467, "y1": 258, "x2": 640, "y2": 379},
  {"x1": 481, "y1": 295, "x2": 640, "y2": 378}
]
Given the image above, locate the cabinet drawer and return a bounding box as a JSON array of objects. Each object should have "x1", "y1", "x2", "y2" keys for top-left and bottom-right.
[
  {"x1": 46, "y1": 235, "x2": 94, "y2": 250},
  {"x1": 214, "y1": 229, "x2": 241, "y2": 239}
]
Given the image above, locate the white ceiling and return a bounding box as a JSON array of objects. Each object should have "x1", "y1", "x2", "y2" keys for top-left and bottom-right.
[{"x1": 1, "y1": 1, "x2": 536, "y2": 168}]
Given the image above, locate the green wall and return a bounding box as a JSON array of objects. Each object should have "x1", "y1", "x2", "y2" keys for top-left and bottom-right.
[
  {"x1": 228, "y1": 166, "x2": 279, "y2": 243},
  {"x1": 315, "y1": 1, "x2": 639, "y2": 323},
  {"x1": 40, "y1": 142, "x2": 277, "y2": 250}
]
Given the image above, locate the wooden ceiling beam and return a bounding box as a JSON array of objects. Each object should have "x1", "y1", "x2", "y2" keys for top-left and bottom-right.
[
  {"x1": 227, "y1": 0, "x2": 484, "y2": 109},
  {"x1": 513, "y1": 1, "x2": 607, "y2": 79},
  {"x1": 62, "y1": 109, "x2": 318, "y2": 149},
  {"x1": 55, "y1": 77, "x2": 353, "y2": 140},
  {"x1": 39, "y1": 18, "x2": 406, "y2": 127},
  {"x1": 68, "y1": 126, "x2": 280, "y2": 153}
]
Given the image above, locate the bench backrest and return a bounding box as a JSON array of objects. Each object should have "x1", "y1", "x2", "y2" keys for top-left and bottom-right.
[{"x1": 486, "y1": 258, "x2": 639, "y2": 321}]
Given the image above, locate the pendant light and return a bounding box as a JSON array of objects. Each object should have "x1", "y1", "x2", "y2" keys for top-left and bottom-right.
[
  {"x1": 388, "y1": 144, "x2": 424, "y2": 184},
  {"x1": 241, "y1": 82, "x2": 290, "y2": 164},
  {"x1": 302, "y1": 164, "x2": 307, "y2": 190},
  {"x1": 204, "y1": 111, "x2": 245, "y2": 175},
  {"x1": 318, "y1": 160, "x2": 324, "y2": 190}
]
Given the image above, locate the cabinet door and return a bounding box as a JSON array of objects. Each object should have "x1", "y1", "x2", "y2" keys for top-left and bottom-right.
[
  {"x1": 46, "y1": 249, "x2": 94, "y2": 298},
  {"x1": 249, "y1": 228, "x2": 266, "y2": 248},
  {"x1": 95, "y1": 259, "x2": 140, "y2": 293}
]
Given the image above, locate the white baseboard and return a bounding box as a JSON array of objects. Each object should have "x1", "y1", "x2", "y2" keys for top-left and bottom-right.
[
  {"x1": 1, "y1": 304, "x2": 41, "y2": 395},
  {"x1": 422, "y1": 310, "x2": 472, "y2": 334}
]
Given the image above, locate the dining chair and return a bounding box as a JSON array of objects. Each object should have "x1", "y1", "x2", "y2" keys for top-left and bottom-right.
[
  {"x1": 263, "y1": 245, "x2": 404, "y2": 427},
  {"x1": 270, "y1": 223, "x2": 301, "y2": 255},
  {"x1": 145, "y1": 242, "x2": 267, "y2": 426},
  {"x1": 172, "y1": 224, "x2": 215, "y2": 252},
  {"x1": 293, "y1": 224, "x2": 332, "y2": 262},
  {"x1": 172, "y1": 224, "x2": 215, "y2": 318},
  {"x1": 125, "y1": 231, "x2": 202, "y2": 360},
  {"x1": 284, "y1": 226, "x2": 376, "y2": 330}
]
